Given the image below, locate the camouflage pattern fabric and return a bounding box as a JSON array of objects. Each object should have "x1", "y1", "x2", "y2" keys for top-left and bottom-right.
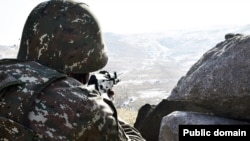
[
  {"x1": 18, "y1": 0, "x2": 108, "y2": 73},
  {"x1": 0, "y1": 116, "x2": 35, "y2": 141},
  {"x1": 0, "y1": 59, "x2": 129, "y2": 140}
]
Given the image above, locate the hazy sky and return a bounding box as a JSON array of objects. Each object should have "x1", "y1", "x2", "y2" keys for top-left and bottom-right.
[{"x1": 0, "y1": 0, "x2": 250, "y2": 45}]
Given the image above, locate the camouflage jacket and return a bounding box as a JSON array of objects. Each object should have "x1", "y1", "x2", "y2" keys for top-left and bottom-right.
[{"x1": 0, "y1": 59, "x2": 145, "y2": 141}]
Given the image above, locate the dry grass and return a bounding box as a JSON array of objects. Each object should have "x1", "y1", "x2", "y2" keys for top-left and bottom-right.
[{"x1": 117, "y1": 108, "x2": 138, "y2": 125}]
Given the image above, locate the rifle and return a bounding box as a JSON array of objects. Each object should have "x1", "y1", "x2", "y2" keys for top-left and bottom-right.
[{"x1": 88, "y1": 70, "x2": 120, "y2": 100}]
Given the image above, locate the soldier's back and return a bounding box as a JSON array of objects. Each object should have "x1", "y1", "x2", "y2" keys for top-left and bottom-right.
[{"x1": 0, "y1": 59, "x2": 125, "y2": 141}]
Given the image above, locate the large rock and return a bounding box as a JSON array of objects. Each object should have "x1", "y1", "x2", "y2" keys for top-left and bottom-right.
[
  {"x1": 159, "y1": 111, "x2": 249, "y2": 141},
  {"x1": 168, "y1": 34, "x2": 250, "y2": 120}
]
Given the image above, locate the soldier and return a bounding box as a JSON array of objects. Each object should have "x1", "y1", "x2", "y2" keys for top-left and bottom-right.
[{"x1": 0, "y1": 0, "x2": 145, "y2": 140}]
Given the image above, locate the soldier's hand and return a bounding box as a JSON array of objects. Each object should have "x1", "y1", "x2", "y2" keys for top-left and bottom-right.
[{"x1": 107, "y1": 89, "x2": 115, "y2": 100}]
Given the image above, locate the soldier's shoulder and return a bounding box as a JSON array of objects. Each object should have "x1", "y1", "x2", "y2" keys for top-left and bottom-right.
[{"x1": 0, "y1": 59, "x2": 66, "y2": 83}]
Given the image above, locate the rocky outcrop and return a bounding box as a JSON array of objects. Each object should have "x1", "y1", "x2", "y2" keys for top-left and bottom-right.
[
  {"x1": 168, "y1": 33, "x2": 250, "y2": 120},
  {"x1": 134, "y1": 33, "x2": 250, "y2": 141}
]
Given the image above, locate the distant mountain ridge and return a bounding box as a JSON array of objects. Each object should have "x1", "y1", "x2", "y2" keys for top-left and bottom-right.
[{"x1": 0, "y1": 45, "x2": 18, "y2": 59}]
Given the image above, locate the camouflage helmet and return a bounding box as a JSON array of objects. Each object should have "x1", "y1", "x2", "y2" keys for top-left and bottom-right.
[{"x1": 17, "y1": 0, "x2": 108, "y2": 73}]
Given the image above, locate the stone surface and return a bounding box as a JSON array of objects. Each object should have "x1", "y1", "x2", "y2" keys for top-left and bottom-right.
[{"x1": 168, "y1": 34, "x2": 250, "y2": 120}]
